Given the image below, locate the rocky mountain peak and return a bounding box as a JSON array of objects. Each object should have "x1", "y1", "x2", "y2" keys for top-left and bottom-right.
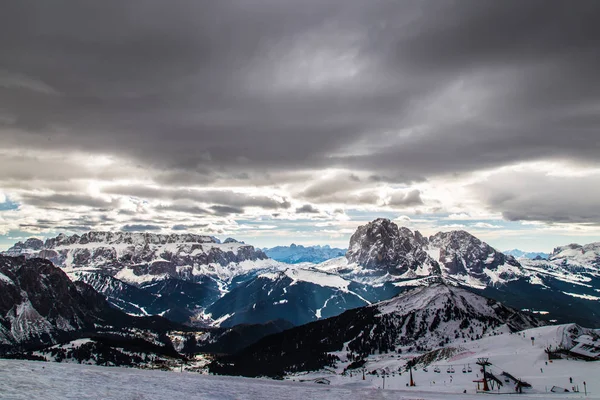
[
  {"x1": 346, "y1": 219, "x2": 439, "y2": 274},
  {"x1": 343, "y1": 219, "x2": 522, "y2": 285},
  {"x1": 5, "y1": 238, "x2": 44, "y2": 254},
  {"x1": 428, "y1": 230, "x2": 520, "y2": 277},
  {"x1": 0, "y1": 255, "x2": 99, "y2": 347}
]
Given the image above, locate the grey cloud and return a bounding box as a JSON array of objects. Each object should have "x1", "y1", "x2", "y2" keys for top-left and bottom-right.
[
  {"x1": 19, "y1": 193, "x2": 114, "y2": 209},
  {"x1": 2, "y1": 0, "x2": 599, "y2": 184},
  {"x1": 296, "y1": 204, "x2": 320, "y2": 214},
  {"x1": 118, "y1": 209, "x2": 137, "y2": 216},
  {"x1": 19, "y1": 223, "x2": 53, "y2": 230},
  {"x1": 296, "y1": 173, "x2": 383, "y2": 205},
  {"x1": 158, "y1": 204, "x2": 209, "y2": 215},
  {"x1": 153, "y1": 169, "x2": 216, "y2": 186},
  {"x1": 55, "y1": 225, "x2": 93, "y2": 232},
  {"x1": 104, "y1": 185, "x2": 290, "y2": 210},
  {"x1": 300, "y1": 174, "x2": 367, "y2": 200},
  {"x1": 210, "y1": 205, "x2": 244, "y2": 216},
  {"x1": 122, "y1": 224, "x2": 162, "y2": 232},
  {"x1": 471, "y1": 170, "x2": 600, "y2": 224},
  {"x1": 387, "y1": 190, "x2": 423, "y2": 207},
  {"x1": 172, "y1": 223, "x2": 209, "y2": 231}
]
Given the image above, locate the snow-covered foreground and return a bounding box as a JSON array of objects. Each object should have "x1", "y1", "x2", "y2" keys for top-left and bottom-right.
[
  {"x1": 1, "y1": 324, "x2": 599, "y2": 399},
  {"x1": 0, "y1": 356, "x2": 597, "y2": 400}
]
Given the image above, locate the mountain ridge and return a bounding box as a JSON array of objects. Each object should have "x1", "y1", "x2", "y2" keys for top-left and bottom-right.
[
  {"x1": 3, "y1": 222, "x2": 600, "y2": 328},
  {"x1": 209, "y1": 282, "x2": 542, "y2": 377},
  {"x1": 263, "y1": 244, "x2": 346, "y2": 264}
]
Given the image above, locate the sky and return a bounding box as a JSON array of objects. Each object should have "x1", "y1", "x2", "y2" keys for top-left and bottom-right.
[{"x1": 1, "y1": 0, "x2": 600, "y2": 252}]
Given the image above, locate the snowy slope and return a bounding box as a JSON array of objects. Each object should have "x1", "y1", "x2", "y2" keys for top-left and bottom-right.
[
  {"x1": 286, "y1": 323, "x2": 600, "y2": 398},
  {"x1": 551, "y1": 242, "x2": 600, "y2": 269},
  {"x1": 209, "y1": 283, "x2": 541, "y2": 377},
  {"x1": 7, "y1": 358, "x2": 599, "y2": 400},
  {"x1": 203, "y1": 267, "x2": 399, "y2": 327}
]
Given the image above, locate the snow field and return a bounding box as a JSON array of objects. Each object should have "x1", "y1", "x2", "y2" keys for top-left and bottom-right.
[{"x1": 0, "y1": 357, "x2": 597, "y2": 400}]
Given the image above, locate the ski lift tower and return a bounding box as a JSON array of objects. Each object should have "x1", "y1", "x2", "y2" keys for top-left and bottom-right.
[
  {"x1": 406, "y1": 359, "x2": 416, "y2": 386},
  {"x1": 476, "y1": 358, "x2": 492, "y2": 392}
]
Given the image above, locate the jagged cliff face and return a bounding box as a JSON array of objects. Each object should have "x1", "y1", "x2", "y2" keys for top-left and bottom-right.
[
  {"x1": 346, "y1": 218, "x2": 440, "y2": 275},
  {"x1": 428, "y1": 230, "x2": 521, "y2": 276},
  {"x1": 343, "y1": 218, "x2": 522, "y2": 286},
  {"x1": 0, "y1": 255, "x2": 98, "y2": 347},
  {"x1": 4, "y1": 232, "x2": 271, "y2": 284}
]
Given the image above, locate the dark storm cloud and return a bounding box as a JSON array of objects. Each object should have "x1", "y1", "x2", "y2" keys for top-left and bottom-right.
[
  {"x1": 2, "y1": 0, "x2": 600, "y2": 227},
  {"x1": 1, "y1": 0, "x2": 599, "y2": 180},
  {"x1": 296, "y1": 204, "x2": 320, "y2": 214}
]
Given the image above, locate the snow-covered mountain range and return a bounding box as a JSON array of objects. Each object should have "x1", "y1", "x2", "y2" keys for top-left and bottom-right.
[
  {"x1": 3, "y1": 221, "x2": 600, "y2": 329},
  {"x1": 504, "y1": 249, "x2": 550, "y2": 259},
  {"x1": 203, "y1": 267, "x2": 398, "y2": 327},
  {"x1": 0, "y1": 255, "x2": 299, "y2": 368},
  {"x1": 263, "y1": 244, "x2": 346, "y2": 264},
  {"x1": 209, "y1": 282, "x2": 542, "y2": 377},
  {"x1": 1, "y1": 243, "x2": 598, "y2": 385},
  {"x1": 4, "y1": 232, "x2": 274, "y2": 283},
  {"x1": 313, "y1": 219, "x2": 600, "y2": 327},
  {"x1": 4, "y1": 232, "x2": 282, "y2": 324}
]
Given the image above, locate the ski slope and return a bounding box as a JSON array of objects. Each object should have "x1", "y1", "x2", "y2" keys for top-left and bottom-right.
[
  {"x1": 0, "y1": 355, "x2": 597, "y2": 400},
  {"x1": 291, "y1": 324, "x2": 600, "y2": 398},
  {"x1": 1, "y1": 325, "x2": 599, "y2": 399}
]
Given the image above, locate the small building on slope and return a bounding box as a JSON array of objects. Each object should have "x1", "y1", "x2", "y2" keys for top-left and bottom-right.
[{"x1": 569, "y1": 335, "x2": 600, "y2": 361}]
